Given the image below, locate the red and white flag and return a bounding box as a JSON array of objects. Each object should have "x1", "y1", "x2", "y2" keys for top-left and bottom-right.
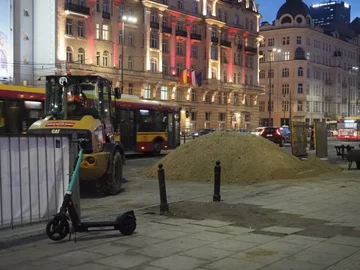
[{"x1": 189, "y1": 70, "x2": 196, "y2": 87}]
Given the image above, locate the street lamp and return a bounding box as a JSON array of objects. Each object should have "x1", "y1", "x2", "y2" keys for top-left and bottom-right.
[
  {"x1": 120, "y1": 15, "x2": 137, "y2": 95},
  {"x1": 267, "y1": 48, "x2": 281, "y2": 126}
]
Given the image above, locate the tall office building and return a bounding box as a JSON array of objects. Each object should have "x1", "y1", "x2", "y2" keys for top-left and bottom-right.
[{"x1": 310, "y1": 1, "x2": 351, "y2": 27}]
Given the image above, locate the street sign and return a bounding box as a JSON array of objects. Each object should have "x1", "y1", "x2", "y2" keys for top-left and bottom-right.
[{"x1": 59, "y1": 76, "x2": 68, "y2": 86}]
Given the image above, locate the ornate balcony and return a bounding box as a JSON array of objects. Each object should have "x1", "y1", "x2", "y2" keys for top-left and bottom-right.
[
  {"x1": 162, "y1": 26, "x2": 172, "y2": 34},
  {"x1": 150, "y1": 22, "x2": 160, "y2": 29},
  {"x1": 190, "y1": 33, "x2": 201, "y2": 41},
  {"x1": 175, "y1": 30, "x2": 187, "y2": 37},
  {"x1": 211, "y1": 37, "x2": 219, "y2": 44},
  {"x1": 102, "y1": 11, "x2": 111, "y2": 20},
  {"x1": 220, "y1": 40, "x2": 231, "y2": 48},
  {"x1": 245, "y1": 46, "x2": 257, "y2": 54}
]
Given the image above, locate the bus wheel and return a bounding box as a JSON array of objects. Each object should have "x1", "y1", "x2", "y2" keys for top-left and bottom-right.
[{"x1": 153, "y1": 140, "x2": 162, "y2": 155}]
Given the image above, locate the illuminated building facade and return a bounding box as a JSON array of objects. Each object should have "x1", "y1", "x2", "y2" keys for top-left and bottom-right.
[
  {"x1": 51, "y1": 0, "x2": 264, "y2": 132},
  {"x1": 258, "y1": 0, "x2": 360, "y2": 127},
  {"x1": 310, "y1": 1, "x2": 351, "y2": 27}
]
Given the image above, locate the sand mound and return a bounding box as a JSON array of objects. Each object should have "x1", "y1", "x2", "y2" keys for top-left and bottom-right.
[{"x1": 146, "y1": 132, "x2": 340, "y2": 183}]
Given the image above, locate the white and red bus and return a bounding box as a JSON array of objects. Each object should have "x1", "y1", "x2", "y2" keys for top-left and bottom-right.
[{"x1": 337, "y1": 116, "x2": 360, "y2": 141}]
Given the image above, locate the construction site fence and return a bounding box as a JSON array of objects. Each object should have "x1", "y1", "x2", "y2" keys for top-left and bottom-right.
[{"x1": 0, "y1": 135, "x2": 74, "y2": 230}]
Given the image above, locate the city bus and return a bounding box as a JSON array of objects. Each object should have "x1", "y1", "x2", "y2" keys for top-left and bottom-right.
[
  {"x1": 326, "y1": 120, "x2": 338, "y2": 136},
  {"x1": 337, "y1": 116, "x2": 360, "y2": 141},
  {"x1": 0, "y1": 84, "x2": 181, "y2": 153},
  {"x1": 0, "y1": 84, "x2": 45, "y2": 134}
]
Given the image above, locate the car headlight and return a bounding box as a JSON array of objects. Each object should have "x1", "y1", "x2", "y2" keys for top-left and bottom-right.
[{"x1": 194, "y1": 133, "x2": 198, "y2": 136}]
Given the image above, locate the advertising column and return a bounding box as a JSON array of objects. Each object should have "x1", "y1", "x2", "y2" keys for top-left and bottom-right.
[{"x1": 0, "y1": 0, "x2": 13, "y2": 81}]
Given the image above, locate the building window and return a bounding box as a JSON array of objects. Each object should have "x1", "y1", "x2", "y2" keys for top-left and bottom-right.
[
  {"x1": 150, "y1": 58, "x2": 157, "y2": 72},
  {"x1": 297, "y1": 83, "x2": 303, "y2": 94},
  {"x1": 259, "y1": 101, "x2": 265, "y2": 112},
  {"x1": 66, "y1": 19, "x2": 73, "y2": 35},
  {"x1": 95, "y1": 23, "x2": 100, "y2": 39},
  {"x1": 102, "y1": 24, "x2": 109, "y2": 40},
  {"x1": 284, "y1": 52, "x2": 290, "y2": 61},
  {"x1": 298, "y1": 67, "x2": 304, "y2": 76},
  {"x1": 211, "y1": 46, "x2": 217, "y2": 60},
  {"x1": 160, "y1": 86, "x2": 168, "y2": 100},
  {"x1": 176, "y1": 43, "x2": 183, "y2": 55},
  {"x1": 191, "y1": 89, "x2": 196, "y2": 102},
  {"x1": 234, "y1": 93, "x2": 238, "y2": 105},
  {"x1": 118, "y1": 29, "x2": 123, "y2": 44},
  {"x1": 96, "y1": 0, "x2": 100, "y2": 12},
  {"x1": 282, "y1": 101, "x2": 289, "y2": 112},
  {"x1": 268, "y1": 38, "x2": 274, "y2": 46},
  {"x1": 282, "y1": 84, "x2": 289, "y2": 95},
  {"x1": 259, "y1": 70, "x2": 265, "y2": 79},
  {"x1": 119, "y1": 4, "x2": 124, "y2": 18},
  {"x1": 191, "y1": 45, "x2": 197, "y2": 58},
  {"x1": 151, "y1": 11, "x2": 158, "y2": 23},
  {"x1": 234, "y1": 15, "x2": 239, "y2": 25},
  {"x1": 162, "y1": 39, "x2": 168, "y2": 53},
  {"x1": 218, "y1": 113, "x2": 226, "y2": 121},
  {"x1": 103, "y1": 0, "x2": 109, "y2": 12},
  {"x1": 282, "y1": 68, "x2": 289, "y2": 77},
  {"x1": 128, "y1": 56, "x2": 133, "y2": 70},
  {"x1": 212, "y1": 68, "x2": 217, "y2": 79},
  {"x1": 297, "y1": 101, "x2": 303, "y2": 111},
  {"x1": 191, "y1": 1, "x2": 198, "y2": 14},
  {"x1": 177, "y1": 0, "x2": 184, "y2": 10},
  {"x1": 268, "y1": 69, "x2": 274, "y2": 78},
  {"x1": 249, "y1": 75, "x2": 253, "y2": 85},
  {"x1": 297, "y1": 36, "x2": 301, "y2": 44},
  {"x1": 78, "y1": 21, "x2": 84, "y2": 37},
  {"x1": 128, "y1": 32, "x2": 134, "y2": 46},
  {"x1": 150, "y1": 33, "x2": 157, "y2": 48},
  {"x1": 78, "y1": 48, "x2": 85, "y2": 64},
  {"x1": 176, "y1": 63, "x2": 181, "y2": 76},
  {"x1": 282, "y1": 36, "x2": 290, "y2": 45},
  {"x1": 66, "y1": 47, "x2": 72, "y2": 62},
  {"x1": 205, "y1": 112, "x2": 211, "y2": 121},
  {"x1": 233, "y1": 73, "x2": 236, "y2": 83},
  {"x1": 128, "y1": 83, "x2": 133, "y2": 95},
  {"x1": 162, "y1": 61, "x2": 167, "y2": 75},
  {"x1": 96, "y1": 52, "x2": 100, "y2": 65},
  {"x1": 143, "y1": 85, "x2": 151, "y2": 99},
  {"x1": 103, "y1": 51, "x2": 109, "y2": 66}
]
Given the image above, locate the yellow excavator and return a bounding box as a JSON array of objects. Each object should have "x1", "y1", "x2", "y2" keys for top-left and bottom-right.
[{"x1": 27, "y1": 75, "x2": 125, "y2": 195}]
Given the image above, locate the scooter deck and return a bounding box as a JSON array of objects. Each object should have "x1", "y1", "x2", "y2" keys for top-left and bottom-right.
[{"x1": 80, "y1": 221, "x2": 118, "y2": 227}]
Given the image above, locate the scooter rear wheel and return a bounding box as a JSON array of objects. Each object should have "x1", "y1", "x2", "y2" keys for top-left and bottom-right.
[
  {"x1": 46, "y1": 217, "x2": 70, "y2": 241},
  {"x1": 118, "y1": 215, "x2": 136, "y2": 236}
]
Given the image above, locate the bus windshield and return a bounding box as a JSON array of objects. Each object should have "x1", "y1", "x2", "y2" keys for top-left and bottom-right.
[{"x1": 45, "y1": 76, "x2": 111, "y2": 120}]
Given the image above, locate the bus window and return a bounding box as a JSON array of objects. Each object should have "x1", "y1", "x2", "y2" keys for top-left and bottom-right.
[{"x1": 7, "y1": 100, "x2": 22, "y2": 134}]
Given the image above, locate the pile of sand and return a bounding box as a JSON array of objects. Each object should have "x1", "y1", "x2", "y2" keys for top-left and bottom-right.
[{"x1": 146, "y1": 132, "x2": 341, "y2": 183}]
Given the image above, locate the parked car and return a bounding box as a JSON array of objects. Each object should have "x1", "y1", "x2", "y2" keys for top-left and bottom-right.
[
  {"x1": 280, "y1": 126, "x2": 291, "y2": 144},
  {"x1": 259, "y1": 127, "x2": 284, "y2": 147},
  {"x1": 237, "y1": 128, "x2": 249, "y2": 133},
  {"x1": 251, "y1": 127, "x2": 266, "y2": 136},
  {"x1": 192, "y1": 129, "x2": 216, "y2": 139}
]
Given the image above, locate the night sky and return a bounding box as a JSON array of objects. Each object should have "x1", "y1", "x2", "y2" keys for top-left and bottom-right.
[{"x1": 257, "y1": 0, "x2": 360, "y2": 23}]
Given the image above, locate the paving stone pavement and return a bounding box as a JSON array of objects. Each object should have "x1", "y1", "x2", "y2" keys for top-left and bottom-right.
[
  {"x1": 1, "y1": 168, "x2": 360, "y2": 269},
  {"x1": 1, "y1": 215, "x2": 360, "y2": 270}
]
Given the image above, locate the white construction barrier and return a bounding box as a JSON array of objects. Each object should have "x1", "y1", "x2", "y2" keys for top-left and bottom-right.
[{"x1": 0, "y1": 135, "x2": 70, "y2": 229}]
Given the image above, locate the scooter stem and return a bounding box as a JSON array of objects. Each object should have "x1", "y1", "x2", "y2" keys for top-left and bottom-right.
[{"x1": 67, "y1": 148, "x2": 84, "y2": 193}]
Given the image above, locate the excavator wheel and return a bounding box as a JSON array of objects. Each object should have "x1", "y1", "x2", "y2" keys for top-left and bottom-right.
[{"x1": 96, "y1": 151, "x2": 123, "y2": 195}]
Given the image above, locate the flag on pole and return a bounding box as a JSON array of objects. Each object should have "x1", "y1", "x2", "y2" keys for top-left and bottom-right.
[
  {"x1": 188, "y1": 70, "x2": 196, "y2": 86},
  {"x1": 179, "y1": 69, "x2": 188, "y2": 85}
]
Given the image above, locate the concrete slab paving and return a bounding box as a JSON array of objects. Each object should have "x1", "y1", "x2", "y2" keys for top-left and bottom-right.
[
  {"x1": 206, "y1": 225, "x2": 254, "y2": 235},
  {"x1": 261, "y1": 226, "x2": 304, "y2": 235},
  {"x1": 202, "y1": 257, "x2": 266, "y2": 270},
  {"x1": 160, "y1": 236, "x2": 210, "y2": 250},
  {"x1": 306, "y1": 242, "x2": 359, "y2": 256},
  {"x1": 181, "y1": 246, "x2": 235, "y2": 261},
  {"x1": 289, "y1": 249, "x2": 352, "y2": 267},
  {"x1": 190, "y1": 220, "x2": 234, "y2": 228},
  {"x1": 206, "y1": 238, "x2": 260, "y2": 252},
  {"x1": 234, "y1": 233, "x2": 280, "y2": 244},
  {"x1": 325, "y1": 235, "x2": 360, "y2": 247},
  {"x1": 325, "y1": 251, "x2": 360, "y2": 270},
  {"x1": 95, "y1": 253, "x2": 152, "y2": 269},
  {"x1": 261, "y1": 258, "x2": 327, "y2": 270},
  {"x1": 131, "y1": 242, "x2": 184, "y2": 258},
  {"x1": 187, "y1": 231, "x2": 232, "y2": 242}
]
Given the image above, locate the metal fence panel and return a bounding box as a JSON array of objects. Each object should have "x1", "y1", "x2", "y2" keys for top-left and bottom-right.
[{"x1": 0, "y1": 135, "x2": 70, "y2": 229}]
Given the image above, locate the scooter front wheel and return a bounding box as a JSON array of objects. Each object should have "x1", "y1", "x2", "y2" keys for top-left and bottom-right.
[
  {"x1": 118, "y1": 215, "x2": 136, "y2": 236},
  {"x1": 46, "y1": 217, "x2": 70, "y2": 241}
]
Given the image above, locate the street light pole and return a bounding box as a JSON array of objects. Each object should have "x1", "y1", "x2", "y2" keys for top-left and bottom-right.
[{"x1": 120, "y1": 15, "x2": 137, "y2": 95}]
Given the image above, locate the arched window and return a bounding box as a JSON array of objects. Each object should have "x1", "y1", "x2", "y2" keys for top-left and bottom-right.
[
  {"x1": 66, "y1": 47, "x2": 72, "y2": 62},
  {"x1": 298, "y1": 67, "x2": 304, "y2": 76},
  {"x1": 151, "y1": 58, "x2": 157, "y2": 72},
  {"x1": 103, "y1": 50, "x2": 109, "y2": 66},
  {"x1": 128, "y1": 56, "x2": 133, "y2": 70},
  {"x1": 77, "y1": 48, "x2": 85, "y2": 64},
  {"x1": 281, "y1": 16, "x2": 292, "y2": 24},
  {"x1": 282, "y1": 68, "x2": 290, "y2": 77},
  {"x1": 295, "y1": 47, "x2": 306, "y2": 60}
]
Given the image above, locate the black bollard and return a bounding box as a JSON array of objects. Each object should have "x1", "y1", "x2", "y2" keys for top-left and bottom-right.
[
  {"x1": 183, "y1": 133, "x2": 186, "y2": 144},
  {"x1": 213, "y1": 160, "x2": 221, "y2": 202},
  {"x1": 157, "y1": 164, "x2": 169, "y2": 214}
]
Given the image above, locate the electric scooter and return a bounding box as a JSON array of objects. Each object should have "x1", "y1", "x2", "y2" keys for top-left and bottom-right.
[{"x1": 46, "y1": 138, "x2": 136, "y2": 242}]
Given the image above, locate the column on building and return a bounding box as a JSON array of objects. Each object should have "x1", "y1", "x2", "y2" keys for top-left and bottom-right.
[
  {"x1": 228, "y1": 33, "x2": 234, "y2": 83},
  {"x1": 217, "y1": 28, "x2": 221, "y2": 80},
  {"x1": 242, "y1": 36, "x2": 246, "y2": 84},
  {"x1": 207, "y1": 24, "x2": 212, "y2": 79},
  {"x1": 144, "y1": 7, "x2": 151, "y2": 71},
  {"x1": 159, "y1": 13, "x2": 163, "y2": 73},
  {"x1": 186, "y1": 23, "x2": 191, "y2": 70},
  {"x1": 170, "y1": 18, "x2": 176, "y2": 73}
]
